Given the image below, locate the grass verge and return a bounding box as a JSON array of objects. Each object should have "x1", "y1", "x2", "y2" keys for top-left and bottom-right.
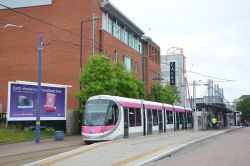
[{"x1": 0, "y1": 124, "x2": 55, "y2": 143}]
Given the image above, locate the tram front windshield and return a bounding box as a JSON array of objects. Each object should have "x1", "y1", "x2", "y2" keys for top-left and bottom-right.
[{"x1": 83, "y1": 99, "x2": 119, "y2": 126}]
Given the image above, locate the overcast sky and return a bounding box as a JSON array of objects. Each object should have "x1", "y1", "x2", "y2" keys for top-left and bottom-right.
[
  {"x1": 1, "y1": 0, "x2": 249, "y2": 102},
  {"x1": 110, "y1": 0, "x2": 250, "y2": 102}
]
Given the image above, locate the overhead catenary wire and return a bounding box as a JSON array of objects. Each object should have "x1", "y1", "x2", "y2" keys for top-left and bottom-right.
[
  {"x1": 160, "y1": 61, "x2": 235, "y2": 82},
  {"x1": 184, "y1": 42, "x2": 250, "y2": 50}
]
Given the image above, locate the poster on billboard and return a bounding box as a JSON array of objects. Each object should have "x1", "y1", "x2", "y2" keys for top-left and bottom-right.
[{"x1": 7, "y1": 81, "x2": 68, "y2": 121}]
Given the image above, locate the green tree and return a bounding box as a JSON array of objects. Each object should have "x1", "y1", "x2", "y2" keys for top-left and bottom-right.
[
  {"x1": 76, "y1": 54, "x2": 145, "y2": 112},
  {"x1": 150, "y1": 83, "x2": 180, "y2": 104},
  {"x1": 236, "y1": 98, "x2": 250, "y2": 121},
  {"x1": 76, "y1": 55, "x2": 117, "y2": 109},
  {"x1": 113, "y1": 63, "x2": 140, "y2": 98},
  {"x1": 135, "y1": 79, "x2": 146, "y2": 99}
]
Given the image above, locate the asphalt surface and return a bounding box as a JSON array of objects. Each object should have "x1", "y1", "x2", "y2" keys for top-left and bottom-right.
[{"x1": 147, "y1": 127, "x2": 250, "y2": 166}]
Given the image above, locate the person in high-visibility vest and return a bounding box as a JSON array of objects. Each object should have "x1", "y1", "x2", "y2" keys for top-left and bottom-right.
[{"x1": 212, "y1": 117, "x2": 217, "y2": 129}]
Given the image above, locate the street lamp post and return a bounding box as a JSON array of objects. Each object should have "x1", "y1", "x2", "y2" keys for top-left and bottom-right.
[
  {"x1": 79, "y1": 15, "x2": 99, "y2": 76},
  {"x1": 80, "y1": 21, "x2": 83, "y2": 74},
  {"x1": 79, "y1": 16, "x2": 99, "y2": 108}
]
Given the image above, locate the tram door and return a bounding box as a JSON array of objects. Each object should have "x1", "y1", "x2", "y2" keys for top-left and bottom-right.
[
  {"x1": 184, "y1": 112, "x2": 187, "y2": 129},
  {"x1": 158, "y1": 110, "x2": 163, "y2": 133},
  {"x1": 176, "y1": 112, "x2": 180, "y2": 130},
  {"x1": 147, "y1": 109, "x2": 152, "y2": 135},
  {"x1": 124, "y1": 108, "x2": 129, "y2": 138},
  {"x1": 179, "y1": 112, "x2": 184, "y2": 130},
  {"x1": 163, "y1": 110, "x2": 166, "y2": 132}
]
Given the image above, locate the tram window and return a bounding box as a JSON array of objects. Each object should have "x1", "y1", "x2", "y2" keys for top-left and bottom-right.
[
  {"x1": 187, "y1": 113, "x2": 192, "y2": 123},
  {"x1": 167, "y1": 111, "x2": 173, "y2": 124},
  {"x1": 135, "y1": 108, "x2": 141, "y2": 126},
  {"x1": 153, "y1": 109, "x2": 158, "y2": 126},
  {"x1": 84, "y1": 99, "x2": 119, "y2": 126},
  {"x1": 106, "y1": 102, "x2": 119, "y2": 126},
  {"x1": 129, "y1": 108, "x2": 136, "y2": 127},
  {"x1": 180, "y1": 112, "x2": 183, "y2": 123}
]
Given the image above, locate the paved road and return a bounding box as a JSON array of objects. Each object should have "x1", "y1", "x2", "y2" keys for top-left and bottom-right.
[{"x1": 148, "y1": 127, "x2": 250, "y2": 166}]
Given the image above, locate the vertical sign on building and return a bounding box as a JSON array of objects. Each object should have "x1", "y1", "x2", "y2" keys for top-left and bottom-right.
[{"x1": 170, "y1": 62, "x2": 176, "y2": 85}]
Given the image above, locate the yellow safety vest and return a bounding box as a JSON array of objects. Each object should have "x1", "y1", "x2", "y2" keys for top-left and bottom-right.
[{"x1": 212, "y1": 118, "x2": 217, "y2": 124}]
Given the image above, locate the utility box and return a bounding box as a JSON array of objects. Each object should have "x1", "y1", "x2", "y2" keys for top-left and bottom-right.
[{"x1": 55, "y1": 131, "x2": 64, "y2": 141}]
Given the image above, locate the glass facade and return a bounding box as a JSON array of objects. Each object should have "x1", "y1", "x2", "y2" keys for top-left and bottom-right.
[{"x1": 103, "y1": 12, "x2": 142, "y2": 54}]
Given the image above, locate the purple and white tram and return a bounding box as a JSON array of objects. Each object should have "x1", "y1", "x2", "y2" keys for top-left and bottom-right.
[{"x1": 82, "y1": 95, "x2": 193, "y2": 141}]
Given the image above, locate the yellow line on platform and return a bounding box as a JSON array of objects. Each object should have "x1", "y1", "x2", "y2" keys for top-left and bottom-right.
[
  {"x1": 112, "y1": 142, "x2": 178, "y2": 166},
  {"x1": 112, "y1": 135, "x2": 197, "y2": 166}
]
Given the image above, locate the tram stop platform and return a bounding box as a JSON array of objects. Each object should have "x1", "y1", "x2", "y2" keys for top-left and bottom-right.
[{"x1": 26, "y1": 127, "x2": 242, "y2": 166}]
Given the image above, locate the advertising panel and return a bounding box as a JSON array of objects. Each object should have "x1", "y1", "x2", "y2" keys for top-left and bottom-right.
[{"x1": 7, "y1": 81, "x2": 67, "y2": 121}]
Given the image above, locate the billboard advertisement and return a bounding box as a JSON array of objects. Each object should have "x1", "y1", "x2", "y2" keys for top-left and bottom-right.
[{"x1": 7, "y1": 81, "x2": 67, "y2": 121}]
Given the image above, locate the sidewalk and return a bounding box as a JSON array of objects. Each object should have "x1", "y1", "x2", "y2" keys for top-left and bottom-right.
[
  {"x1": 23, "y1": 126, "x2": 243, "y2": 166},
  {"x1": 0, "y1": 135, "x2": 83, "y2": 158}
]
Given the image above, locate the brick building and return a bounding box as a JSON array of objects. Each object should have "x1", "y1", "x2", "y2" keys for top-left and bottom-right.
[
  {"x1": 0, "y1": 0, "x2": 161, "y2": 113},
  {"x1": 141, "y1": 36, "x2": 161, "y2": 94}
]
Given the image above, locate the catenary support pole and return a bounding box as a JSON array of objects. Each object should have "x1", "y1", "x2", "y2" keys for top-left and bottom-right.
[{"x1": 36, "y1": 33, "x2": 43, "y2": 143}]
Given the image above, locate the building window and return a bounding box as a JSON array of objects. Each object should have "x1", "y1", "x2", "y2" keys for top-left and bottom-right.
[
  {"x1": 139, "y1": 42, "x2": 142, "y2": 53},
  {"x1": 113, "y1": 22, "x2": 117, "y2": 36},
  {"x1": 134, "y1": 38, "x2": 139, "y2": 51},
  {"x1": 124, "y1": 30, "x2": 128, "y2": 45},
  {"x1": 108, "y1": 18, "x2": 113, "y2": 34},
  {"x1": 123, "y1": 55, "x2": 133, "y2": 71},
  {"x1": 132, "y1": 36, "x2": 135, "y2": 49},
  {"x1": 134, "y1": 61, "x2": 138, "y2": 73},
  {"x1": 121, "y1": 28, "x2": 125, "y2": 42},
  {"x1": 117, "y1": 25, "x2": 121, "y2": 40},
  {"x1": 114, "y1": 50, "x2": 118, "y2": 63}
]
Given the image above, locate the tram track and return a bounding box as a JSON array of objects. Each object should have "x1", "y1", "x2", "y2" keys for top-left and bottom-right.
[{"x1": 0, "y1": 144, "x2": 83, "y2": 166}]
